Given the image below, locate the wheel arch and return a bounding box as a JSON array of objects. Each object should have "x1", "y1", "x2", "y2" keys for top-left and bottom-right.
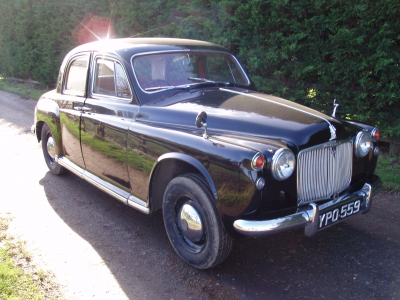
[
  {"x1": 35, "y1": 120, "x2": 45, "y2": 142},
  {"x1": 35, "y1": 97, "x2": 63, "y2": 156},
  {"x1": 148, "y1": 153, "x2": 218, "y2": 212}
]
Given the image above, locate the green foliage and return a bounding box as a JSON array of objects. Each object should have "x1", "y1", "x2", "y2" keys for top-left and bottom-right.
[
  {"x1": 375, "y1": 153, "x2": 400, "y2": 192},
  {"x1": 0, "y1": 218, "x2": 45, "y2": 300},
  {"x1": 0, "y1": 78, "x2": 48, "y2": 100},
  {"x1": 0, "y1": 0, "x2": 399, "y2": 137}
]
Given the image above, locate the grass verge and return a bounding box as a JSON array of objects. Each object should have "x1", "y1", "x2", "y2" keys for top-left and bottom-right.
[
  {"x1": 0, "y1": 215, "x2": 62, "y2": 299},
  {"x1": 0, "y1": 77, "x2": 49, "y2": 100},
  {"x1": 375, "y1": 152, "x2": 400, "y2": 193}
]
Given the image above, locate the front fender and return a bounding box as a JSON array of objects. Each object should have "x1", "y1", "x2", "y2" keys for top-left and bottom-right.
[{"x1": 126, "y1": 122, "x2": 261, "y2": 217}]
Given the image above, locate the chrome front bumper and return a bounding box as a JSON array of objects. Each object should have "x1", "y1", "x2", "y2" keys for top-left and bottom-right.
[{"x1": 233, "y1": 177, "x2": 382, "y2": 238}]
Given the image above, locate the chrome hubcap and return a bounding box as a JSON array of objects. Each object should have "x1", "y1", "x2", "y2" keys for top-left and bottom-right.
[
  {"x1": 178, "y1": 203, "x2": 203, "y2": 243},
  {"x1": 47, "y1": 136, "x2": 55, "y2": 161}
]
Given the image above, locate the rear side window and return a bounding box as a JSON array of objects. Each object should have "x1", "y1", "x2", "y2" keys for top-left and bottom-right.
[
  {"x1": 65, "y1": 56, "x2": 89, "y2": 94},
  {"x1": 93, "y1": 58, "x2": 132, "y2": 99}
]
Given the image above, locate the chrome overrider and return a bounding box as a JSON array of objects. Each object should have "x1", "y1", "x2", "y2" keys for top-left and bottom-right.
[{"x1": 233, "y1": 176, "x2": 381, "y2": 238}]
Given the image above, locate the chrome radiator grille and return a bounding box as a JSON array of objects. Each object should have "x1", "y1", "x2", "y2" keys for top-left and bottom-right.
[{"x1": 297, "y1": 140, "x2": 352, "y2": 204}]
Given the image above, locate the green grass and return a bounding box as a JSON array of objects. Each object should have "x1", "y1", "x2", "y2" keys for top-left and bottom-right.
[
  {"x1": 0, "y1": 77, "x2": 48, "y2": 100},
  {"x1": 375, "y1": 153, "x2": 400, "y2": 193},
  {"x1": 0, "y1": 217, "x2": 59, "y2": 300}
]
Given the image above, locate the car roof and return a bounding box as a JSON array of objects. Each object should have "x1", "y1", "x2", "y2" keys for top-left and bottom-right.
[{"x1": 67, "y1": 37, "x2": 230, "y2": 61}]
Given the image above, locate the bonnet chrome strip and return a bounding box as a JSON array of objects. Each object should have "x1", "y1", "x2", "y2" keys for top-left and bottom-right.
[{"x1": 220, "y1": 88, "x2": 337, "y2": 141}]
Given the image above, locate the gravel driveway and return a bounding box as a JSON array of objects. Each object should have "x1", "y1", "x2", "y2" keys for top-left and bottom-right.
[{"x1": 0, "y1": 89, "x2": 399, "y2": 299}]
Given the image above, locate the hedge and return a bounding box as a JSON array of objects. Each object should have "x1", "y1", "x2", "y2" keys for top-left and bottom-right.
[{"x1": 0, "y1": 0, "x2": 399, "y2": 138}]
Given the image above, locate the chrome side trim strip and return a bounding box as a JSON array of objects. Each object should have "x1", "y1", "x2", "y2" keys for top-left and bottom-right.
[
  {"x1": 220, "y1": 88, "x2": 337, "y2": 141},
  {"x1": 128, "y1": 195, "x2": 150, "y2": 214},
  {"x1": 57, "y1": 156, "x2": 84, "y2": 177},
  {"x1": 56, "y1": 156, "x2": 153, "y2": 214},
  {"x1": 82, "y1": 172, "x2": 128, "y2": 205}
]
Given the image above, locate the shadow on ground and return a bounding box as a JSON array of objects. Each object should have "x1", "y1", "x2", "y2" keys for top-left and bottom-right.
[{"x1": 39, "y1": 171, "x2": 400, "y2": 300}]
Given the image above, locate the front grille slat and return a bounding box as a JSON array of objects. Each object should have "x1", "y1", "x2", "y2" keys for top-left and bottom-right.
[{"x1": 297, "y1": 141, "x2": 352, "y2": 204}]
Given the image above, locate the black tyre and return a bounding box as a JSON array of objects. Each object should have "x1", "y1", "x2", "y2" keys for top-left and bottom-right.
[
  {"x1": 41, "y1": 123, "x2": 65, "y2": 175},
  {"x1": 163, "y1": 173, "x2": 233, "y2": 269}
]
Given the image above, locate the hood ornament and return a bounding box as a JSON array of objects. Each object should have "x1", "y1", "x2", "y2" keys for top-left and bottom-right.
[
  {"x1": 332, "y1": 99, "x2": 339, "y2": 117},
  {"x1": 329, "y1": 99, "x2": 338, "y2": 140},
  {"x1": 195, "y1": 111, "x2": 208, "y2": 139}
]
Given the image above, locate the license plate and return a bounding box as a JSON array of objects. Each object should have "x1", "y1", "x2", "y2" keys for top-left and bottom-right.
[{"x1": 318, "y1": 200, "x2": 362, "y2": 229}]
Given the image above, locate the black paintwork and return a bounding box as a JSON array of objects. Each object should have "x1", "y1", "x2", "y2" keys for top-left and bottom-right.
[{"x1": 34, "y1": 38, "x2": 380, "y2": 239}]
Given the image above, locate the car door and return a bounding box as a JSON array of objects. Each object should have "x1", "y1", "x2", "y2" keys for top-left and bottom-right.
[
  {"x1": 80, "y1": 53, "x2": 140, "y2": 201},
  {"x1": 56, "y1": 53, "x2": 90, "y2": 172}
]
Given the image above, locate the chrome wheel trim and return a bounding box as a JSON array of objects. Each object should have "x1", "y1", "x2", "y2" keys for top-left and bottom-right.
[
  {"x1": 179, "y1": 203, "x2": 204, "y2": 243},
  {"x1": 174, "y1": 199, "x2": 206, "y2": 253},
  {"x1": 46, "y1": 135, "x2": 56, "y2": 164}
]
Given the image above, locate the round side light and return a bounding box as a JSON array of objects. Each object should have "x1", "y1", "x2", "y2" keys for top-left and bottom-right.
[
  {"x1": 251, "y1": 153, "x2": 265, "y2": 171},
  {"x1": 371, "y1": 128, "x2": 380, "y2": 141}
]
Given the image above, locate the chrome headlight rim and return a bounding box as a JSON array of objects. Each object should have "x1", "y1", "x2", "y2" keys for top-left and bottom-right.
[
  {"x1": 271, "y1": 148, "x2": 296, "y2": 181},
  {"x1": 354, "y1": 131, "x2": 372, "y2": 158}
]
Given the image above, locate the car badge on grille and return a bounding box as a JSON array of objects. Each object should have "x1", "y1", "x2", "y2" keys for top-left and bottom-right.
[
  {"x1": 331, "y1": 146, "x2": 337, "y2": 157},
  {"x1": 329, "y1": 124, "x2": 337, "y2": 141}
]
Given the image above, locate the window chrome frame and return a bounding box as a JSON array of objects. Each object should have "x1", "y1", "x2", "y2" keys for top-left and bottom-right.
[
  {"x1": 90, "y1": 53, "x2": 134, "y2": 102},
  {"x1": 63, "y1": 53, "x2": 91, "y2": 97},
  {"x1": 130, "y1": 50, "x2": 251, "y2": 95}
]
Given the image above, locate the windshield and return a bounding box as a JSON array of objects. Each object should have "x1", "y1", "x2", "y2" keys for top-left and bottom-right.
[{"x1": 132, "y1": 52, "x2": 250, "y2": 91}]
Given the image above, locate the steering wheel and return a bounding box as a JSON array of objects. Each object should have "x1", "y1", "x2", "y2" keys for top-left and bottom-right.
[{"x1": 142, "y1": 79, "x2": 171, "y2": 88}]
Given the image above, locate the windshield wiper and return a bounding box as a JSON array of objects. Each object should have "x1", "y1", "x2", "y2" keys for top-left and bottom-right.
[
  {"x1": 144, "y1": 85, "x2": 190, "y2": 92},
  {"x1": 188, "y1": 77, "x2": 230, "y2": 85},
  {"x1": 145, "y1": 86, "x2": 176, "y2": 91},
  {"x1": 188, "y1": 77, "x2": 217, "y2": 83}
]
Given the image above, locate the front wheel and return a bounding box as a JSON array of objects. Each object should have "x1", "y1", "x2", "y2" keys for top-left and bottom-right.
[
  {"x1": 163, "y1": 174, "x2": 232, "y2": 269},
  {"x1": 41, "y1": 123, "x2": 65, "y2": 175}
]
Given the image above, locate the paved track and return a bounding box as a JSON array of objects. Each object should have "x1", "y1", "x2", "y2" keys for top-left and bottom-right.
[{"x1": 0, "y1": 89, "x2": 399, "y2": 299}]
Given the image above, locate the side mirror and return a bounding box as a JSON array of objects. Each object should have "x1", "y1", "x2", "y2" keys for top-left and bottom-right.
[{"x1": 195, "y1": 111, "x2": 208, "y2": 139}]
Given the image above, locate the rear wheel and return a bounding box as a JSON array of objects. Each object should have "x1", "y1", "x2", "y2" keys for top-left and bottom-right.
[
  {"x1": 41, "y1": 123, "x2": 65, "y2": 175},
  {"x1": 163, "y1": 173, "x2": 232, "y2": 269}
]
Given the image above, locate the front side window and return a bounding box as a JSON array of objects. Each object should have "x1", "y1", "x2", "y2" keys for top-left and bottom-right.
[
  {"x1": 65, "y1": 56, "x2": 89, "y2": 94},
  {"x1": 132, "y1": 52, "x2": 249, "y2": 91},
  {"x1": 93, "y1": 58, "x2": 132, "y2": 99}
]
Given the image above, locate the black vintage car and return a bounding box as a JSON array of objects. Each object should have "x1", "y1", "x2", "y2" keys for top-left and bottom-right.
[{"x1": 32, "y1": 38, "x2": 381, "y2": 269}]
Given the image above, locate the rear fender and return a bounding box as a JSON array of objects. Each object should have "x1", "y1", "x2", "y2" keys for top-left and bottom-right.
[{"x1": 35, "y1": 97, "x2": 63, "y2": 156}]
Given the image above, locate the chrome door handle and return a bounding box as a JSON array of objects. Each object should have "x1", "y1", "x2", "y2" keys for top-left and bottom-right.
[{"x1": 74, "y1": 106, "x2": 93, "y2": 111}]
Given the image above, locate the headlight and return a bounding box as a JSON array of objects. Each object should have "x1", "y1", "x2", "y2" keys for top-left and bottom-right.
[
  {"x1": 271, "y1": 148, "x2": 296, "y2": 181},
  {"x1": 354, "y1": 131, "x2": 372, "y2": 158}
]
